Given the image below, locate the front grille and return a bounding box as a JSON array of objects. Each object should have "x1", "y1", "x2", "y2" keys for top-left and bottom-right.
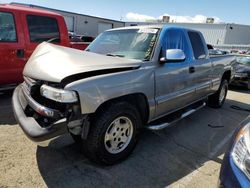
[
  {"x1": 23, "y1": 76, "x2": 36, "y2": 89},
  {"x1": 23, "y1": 76, "x2": 40, "y2": 96}
]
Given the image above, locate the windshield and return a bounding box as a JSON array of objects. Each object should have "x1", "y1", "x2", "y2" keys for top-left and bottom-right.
[{"x1": 86, "y1": 28, "x2": 159, "y2": 60}]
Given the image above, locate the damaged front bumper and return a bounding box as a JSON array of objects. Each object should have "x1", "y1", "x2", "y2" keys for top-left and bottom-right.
[{"x1": 12, "y1": 85, "x2": 69, "y2": 143}]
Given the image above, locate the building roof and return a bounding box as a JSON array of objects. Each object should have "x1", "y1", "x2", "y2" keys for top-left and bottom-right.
[
  {"x1": 10, "y1": 2, "x2": 125, "y2": 24},
  {"x1": 126, "y1": 21, "x2": 250, "y2": 28},
  {"x1": 0, "y1": 4, "x2": 61, "y2": 17},
  {"x1": 109, "y1": 25, "x2": 164, "y2": 31}
]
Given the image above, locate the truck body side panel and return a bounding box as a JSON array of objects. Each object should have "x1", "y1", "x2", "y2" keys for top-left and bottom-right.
[
  {"x1": 153, "y1": 28, "x2": 211, "y2": 118},
  {"x1": 0, "y1": 9, "x2": 26, "y2": 84},
  {"x1": 186, "y1": 31, "x2": 213, "y2": 100},
  {"x1": 210, "y1": 55, "x2": 236, "y2": 91},
  {"x1": 65, "y1": 63, "x2": 156, "y2": 120}
]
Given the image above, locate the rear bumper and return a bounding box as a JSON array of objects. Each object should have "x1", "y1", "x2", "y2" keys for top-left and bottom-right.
[{"x1": 12, "y1": 85, "x2": 68, "y2": 143}]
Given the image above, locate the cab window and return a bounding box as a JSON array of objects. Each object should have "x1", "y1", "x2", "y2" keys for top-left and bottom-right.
[
  {"x1": 27, "y1": 15, "x2": 60, "y2": 43},
  {"x1": 0, "y1": 12, "x2": 17, "y2": 42},
  {"x1": 161, "y1": 29, "x2": 189, "y2": 59},
  {"x1": 188, "y1": 31, "x2": 206, "y2": 59}
]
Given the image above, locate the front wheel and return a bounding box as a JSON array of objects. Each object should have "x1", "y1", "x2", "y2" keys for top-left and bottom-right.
[
  {"x1": 70, "y1": 133, "x2": 82, "y2": 144},
  {"x1": 82, "y1": 102, "x2": 141, "y2": 165},
  {"x1": 207, "y1": 79, "x2": 228, "y2": 108}
]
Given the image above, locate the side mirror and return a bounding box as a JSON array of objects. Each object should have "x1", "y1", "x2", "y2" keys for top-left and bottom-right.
[{"x1": 160, "y1": 49, "x2": 186, "y2": 63}]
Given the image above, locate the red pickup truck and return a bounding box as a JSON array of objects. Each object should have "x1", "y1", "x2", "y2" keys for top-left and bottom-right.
[{"x1": 0, "y1": 4, "x2": 90, "y2": 86}]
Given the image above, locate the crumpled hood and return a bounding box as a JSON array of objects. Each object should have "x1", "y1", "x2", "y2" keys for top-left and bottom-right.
[{"x1": 23, "y1": 43, "x2": 142, "y2": 83}]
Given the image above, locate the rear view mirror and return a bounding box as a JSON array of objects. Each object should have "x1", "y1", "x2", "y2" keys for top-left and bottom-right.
[{"x1": 160, "y1": 49, "x2": 186, "y2": 63}]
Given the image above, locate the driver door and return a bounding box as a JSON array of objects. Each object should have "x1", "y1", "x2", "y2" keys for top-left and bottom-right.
[{"x1": 154, "y1": 29, "x2": 196, "y2": 117}]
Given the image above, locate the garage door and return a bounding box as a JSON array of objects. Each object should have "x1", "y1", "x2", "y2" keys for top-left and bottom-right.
[
  {"x1": 63, "y1": 16, "x2": 74, "y2": 32},
  {"x1": 98, "y1": 22, "x2": 113, "y2": 34}
]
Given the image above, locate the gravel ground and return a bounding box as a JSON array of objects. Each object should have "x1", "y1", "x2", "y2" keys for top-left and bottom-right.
[{"x1": 0, "y1": 88, "x2": 249, "y2": 188}]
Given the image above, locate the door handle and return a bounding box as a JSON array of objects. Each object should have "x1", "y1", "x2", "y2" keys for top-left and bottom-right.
[
  {"x1": 16, "y1": 49, "x2": 24, "y2": 58},
  {"x1": 189, "y1": 66, "x2": 195, "y2": 73}
]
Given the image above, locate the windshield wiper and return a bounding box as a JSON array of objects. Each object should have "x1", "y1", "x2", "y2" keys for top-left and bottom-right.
[
  {"x1": 46, "y1": 37, "x2": 60, "y2": 43},
  {"x1": 106, "y1": 53, "x2": 125, "y2": 58}
]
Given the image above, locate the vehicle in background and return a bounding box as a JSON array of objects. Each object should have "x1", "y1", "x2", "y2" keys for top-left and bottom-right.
[
  {"x1": 68, "y1": 32, "x2": 94, "y2": 43},
  {"x1": 79, "y1": 35, "x2": 94, "y2": 42},
  {"x1": 68, "y1": 32, "x2": 94, "y2": 50},
  {"x1": 230, "y1": 49, "x2": 248, "y2": 55},
  {"x1": 231, "y1": 49, "x2": 240, "y2": 54},
  {"x1": 13, "y1": 26, "x2": 236, "y2": 165},
  {"x1": 207, "y1": 44, "x2": 229, "y2": 56},
  {"x1": 239, "y1": 50, "x2": 247, "y2": 54},
  {"x1": 207, "y1": 44, "x2": 214, "y2": 50},
  {"x1": 68, "y1": 32, "x2": 82, "y2": 42},
  {"x1": 209, "y1": 49, "x2": 229, "y2": 56},
  {"x1": 219, "y1": 115, "x2": 250, "y2": 188},
  {"x1": 0, "y1": 4, "x2": 90, "y2": 86},
  {"x1": 231, "y1": 56, "x2": 250, "y2": 89}
]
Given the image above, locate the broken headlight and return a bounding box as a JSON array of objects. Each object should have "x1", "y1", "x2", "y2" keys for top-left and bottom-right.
[{"x1": 40, "y1": 84, "x2": 78, "y2": 103}]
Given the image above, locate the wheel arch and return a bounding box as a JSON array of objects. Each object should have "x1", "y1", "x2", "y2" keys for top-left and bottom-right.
[
  {"x1": 93, "y1": 93, "x2": 150, "y2": 127},
  {"x1": 222, "y1": 70, "x2": 231, "y2": 83}
]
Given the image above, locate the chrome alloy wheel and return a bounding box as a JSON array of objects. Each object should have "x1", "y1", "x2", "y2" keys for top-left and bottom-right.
[
  {"x1": 104, "y1": 116, "x2": 134, "y2": 154},
  {"x1": 219, "y1": 84, "x2": 226, "y2": 103}
]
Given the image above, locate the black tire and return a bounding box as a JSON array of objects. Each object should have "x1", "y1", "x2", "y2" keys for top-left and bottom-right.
[
  {"x1": 246, "y1": 81, "x2": 250, "y2": 90},
  {"x1": 207, "y1": 79, "x2": 228, "y2": 108},
  {"x1": 82, "y1": 102, "x2": 141, "y2": 165},
  {"x1": 70, "y1": 133, "x2": 82, "y2": 144}
]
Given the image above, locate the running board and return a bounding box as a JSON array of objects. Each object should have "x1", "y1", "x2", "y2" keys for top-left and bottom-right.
[{"x1": 147, "y1": 102, "x2": 206, "y2": 130}]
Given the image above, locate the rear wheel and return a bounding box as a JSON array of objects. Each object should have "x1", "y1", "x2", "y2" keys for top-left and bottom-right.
[
  {"x1": 82, "y1": 102, "x2": 141, "y2": 165},
  {"x1": 207, "y1": 79, "x2": 228, "y2": 108}
]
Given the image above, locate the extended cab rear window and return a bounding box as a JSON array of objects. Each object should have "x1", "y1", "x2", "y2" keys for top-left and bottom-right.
[
  {"x1": 188, "y1": 31, "x2": 206, "y2": 59},
  {"x1": 0, "y1": 12, "x2": 17, "y2": 42},
  {"x1": 27, "y1": 15, "x2": 60, "y2": 43}
]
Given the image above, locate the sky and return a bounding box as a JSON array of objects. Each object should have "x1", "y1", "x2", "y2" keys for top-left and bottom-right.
[{"x1": 1, "y1": 0, "x2": 250, "y2": 25}]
